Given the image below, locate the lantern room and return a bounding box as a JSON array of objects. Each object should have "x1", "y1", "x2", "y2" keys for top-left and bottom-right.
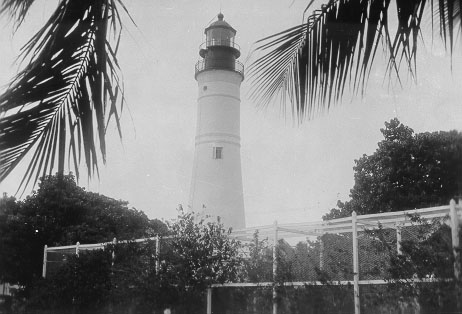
[
  {"x1": 204, "y1": 13, "x2": 239, "y2": 55},
  {"x1": 196, "y1": 13, "x2": 244, "y2": 79}
]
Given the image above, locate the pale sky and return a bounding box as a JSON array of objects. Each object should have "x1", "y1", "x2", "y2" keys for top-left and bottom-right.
[{"x1": 1, "y1": 0, "x2": 462, "y2": 227}]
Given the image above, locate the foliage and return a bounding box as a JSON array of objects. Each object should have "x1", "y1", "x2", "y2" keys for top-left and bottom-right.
[
  {"x1": 249, "y1": 0, "x2": 462, "y2": 120},
  {"x1": 279, "y1": 285, "x2": 354, "y2": 314},
  {"x1": 158, "y1": 210, "x2": 243, "y2": 312},
  {"x1": 0, "y1": 172, "x2": 166, "y2": 293},
  {"x1": 232, "y1": 231, "x2": 357, "y2": 314},
  {"x1": 359, "y1": 216, "x2": 461, "y2": 313},
  {"x1": 232, "y1": 231, "x2": 356, "y2": 314},
  {"x1": 0, "y1": 0, "x2": 128, "y2": 191},
  {"x1": 243, "y1": 231, "x2": 273, "y2": 282},
  {"x1": 289, "y1": 240, "x2": 320, "y2": 281},
  {"x1": 234, "y1": 214, "x2": 460, "y2": 313},
  {"x1": 19, "y1": 207, "x2": 459, "y2": 314},
  {"x1": 324, "y1": 118, "x2": 462, "y2": 219},
  {"x1": 388, "y1": 218, "x2": 454, "y2": 279},
  {"x1": 29, "y1": 249, "x2": 113, "y2": 312},
  {"x1": 24, "y1": 209, "x2": 242, "y2": 314},
  {"x1": 29, "y1": 242, "x2": 155, "y2": 314},
  {"x1": 0, "y1": 193, "x2": 19, "y2": 215}
]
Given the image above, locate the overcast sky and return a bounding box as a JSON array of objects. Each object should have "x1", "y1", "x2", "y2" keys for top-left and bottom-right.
[{"x1": 1, "y1": 0, "x2": 462, "y2": 227}]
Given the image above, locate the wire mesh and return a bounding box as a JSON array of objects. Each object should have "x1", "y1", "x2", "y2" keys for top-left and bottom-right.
[
  {"x1": 217, "y1": 205, "x2": 457, "y2": 313},
  {"x1": 42, "y1": 203, "x2": 459, "y2": 314},
  {"x1": 321, "y1": 233, "x2": 354, "y2": 281},
  {"x1": 401, "y1": 222, "x2": 437, "y2": 244},
  {"x1": 45, "y1": 248, "x2": 75, "y2": 278},
  {"x1": 45, "y1": 239, "x2": 158, "y2": 278},
  {"x1": 288, "y1": 240, "x2": 320, "y2": 281},
  {"x1": 358, "y1": 227, "x2": 396, "y2": 280}
]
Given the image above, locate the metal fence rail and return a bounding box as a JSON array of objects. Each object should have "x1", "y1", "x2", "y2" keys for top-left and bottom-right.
[
  {"x1": 42, "y1": 200, "x2": 461, "y2": 314},
  {"x1": 222, "y1": 200, "x2": 461, "y2": 314}
]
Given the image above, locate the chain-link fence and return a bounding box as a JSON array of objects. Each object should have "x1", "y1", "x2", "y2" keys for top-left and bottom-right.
[
  {"x1": 43, "y1": 201, "x2": 461, "y2": 314},
  {"x1": 215, "y1": 200, "x2": 461, "y2": 314},
  {"x1": 43, "y1": 237, "x2": 158, "y2": 278}
]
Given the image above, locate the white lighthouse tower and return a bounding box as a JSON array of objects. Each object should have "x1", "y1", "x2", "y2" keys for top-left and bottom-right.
[{"x1": 189, "y1": 13, "x2": 245, "y2": 229}]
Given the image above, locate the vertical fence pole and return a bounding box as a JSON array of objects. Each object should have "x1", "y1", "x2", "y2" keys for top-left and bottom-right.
[
  {"x1": 155, "y1": 235, "x2": 160, "y2": 273},
  {"x1": 352, "y1": 211, "x2": 360, "y2": 314},
  {"x1": 207, "y1": 287, "x2": 212, "y2": 314},
  {"x1": 42, "y1": 245, "x2": 48, "y2": 278},
  {"x1": 396, "y1": 223, "x2": 403, "y2": 312},
  {"x1": 450, "y1": 199, "x2": 461, "y2": 311},
  {"x1": 76, "y1": 241, "x2": 80, "y2": 257},
  {"x1": 396, "y1": 224, "x2": 402, "y2": 255},
  {"x1": 112, "y1": 238, "x2": 117, "y2": 267},
  {"x1": 273, "y1": 220, "x2": 278, "y2": 314},
  {"x1": 109, "y1": 238, "x2": 117, "y2": 314}
]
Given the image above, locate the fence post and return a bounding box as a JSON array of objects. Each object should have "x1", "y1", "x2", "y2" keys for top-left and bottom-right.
[
  {"x1": 112, "y1": 238, "x2": 117, "y2": 267},
  {"x1": 396, "y1": 223, "x2": 402, "y2": 255},
  {"x1": 155, "y1": 235, "x2": 160, "y2": 273},
  {"x1": 273, "y1": 220, "x2": 278, "y2": 314},
  {"x1": 76, "y1": 241, "x2": 80, "y2": 257},
  {"x1": 450, "y1": 199, "x2": 461, "y2": 311},
  {"x1": 207, "y1": 287, "x2": 212, "y2": 314},
  {"x1": 352, "y1": 211, "x2": 360, "y2": 314},
  {"x1": 42, "y1": 245, "x2": 48, "y2": 278}
]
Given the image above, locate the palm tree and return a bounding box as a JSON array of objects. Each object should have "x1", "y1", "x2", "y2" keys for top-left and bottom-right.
[
  {"x1": 0, "y1": 0, "x2": 128, "y2": 191},
  {"x1": 248, "y1": 0, "x2": 461, "y2": 123},
  {"x1": 0, "y1": 0, "x2": 460, "y2": 191}
]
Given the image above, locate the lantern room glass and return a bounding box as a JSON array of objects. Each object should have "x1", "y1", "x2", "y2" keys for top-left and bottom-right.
[{"x1": 206, "y1": 28, "x2": 235, "y2": 48}]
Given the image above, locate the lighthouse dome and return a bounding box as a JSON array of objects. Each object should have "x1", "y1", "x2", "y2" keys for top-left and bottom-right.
[{"x1": 204, "y1": 13, "x2": 236, "y2": 33}]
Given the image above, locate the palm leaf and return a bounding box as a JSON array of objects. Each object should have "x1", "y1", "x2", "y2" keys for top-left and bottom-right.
[
  {"x1": 0, "y1": 0, "x2": 36, "y2": 28},
  {"x1": 249, "y1": 0, "x2": 461, "y2": 121},
  {"x1": 0, "y1": 0, "x2": 126, "y2": 192}
]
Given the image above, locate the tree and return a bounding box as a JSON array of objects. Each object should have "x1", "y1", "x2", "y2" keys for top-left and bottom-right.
[
  {"x1": 315, "y1": 118, "x2": 462, "y2": 312},
  {"x1": 0, "y1": 172, "x2": 166, "y2": 294},
  {"x1": 249, "y1": 0, "x2": 462, "y2": 121},
  {"x1": 243, "y1": 231, "x2": 273, "y2": 282},
  {"x1": 0, "y1": 192, "x2": 19, "y2": 215},
  {"x1": 159, "y1": 211, "x2": 242, "y2": 309},
  {"x1": 324, "y1": 118, "x2": 462, "y2": 219}
]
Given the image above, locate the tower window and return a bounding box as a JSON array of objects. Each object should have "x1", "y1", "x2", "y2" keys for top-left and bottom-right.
[{"x1": 213, "y1": 147, "x2": 223, "y2": 159}]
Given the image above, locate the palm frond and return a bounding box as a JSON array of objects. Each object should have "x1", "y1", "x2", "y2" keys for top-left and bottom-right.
[
  {"x1": 434, "y1": 0, "x2": 462, "y2": 58},
  {"x1": 0, "y1": 0, "x2": 37, "y2": 27},
  {"x1": 0, "y1": 0, "x2": 125, "y2": 193},
  {"x1": 249, "y1": 0, "x2": 461, "y2": 121}
]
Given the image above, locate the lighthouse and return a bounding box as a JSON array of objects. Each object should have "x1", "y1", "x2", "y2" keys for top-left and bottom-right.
[{"x1": 189, "y1": 13, "x2": 245, "y2": 229}]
